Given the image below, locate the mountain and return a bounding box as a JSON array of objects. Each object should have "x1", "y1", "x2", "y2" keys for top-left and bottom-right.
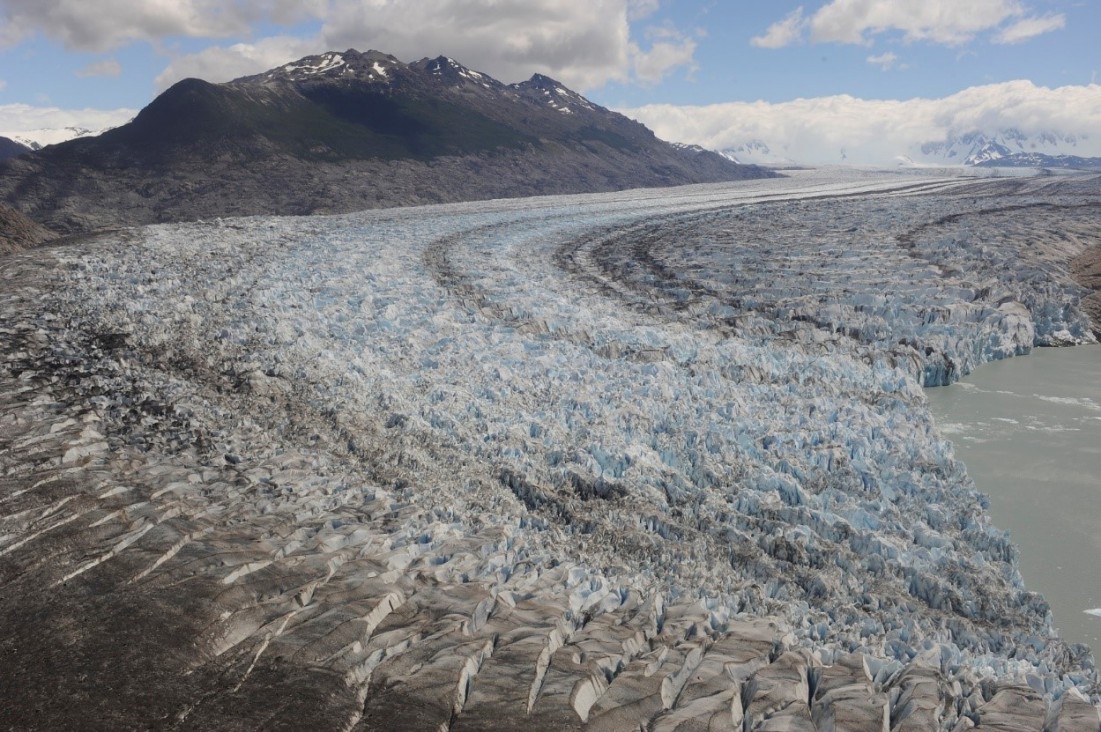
[
  {"x1": 0, "y1": 136, "x2": 31, "y2": 161},
  {"x1": 0, "y1": 49, "x2": 772, "y2": 235},
  {"x1": 972, "y1": 152, "x2": 1101, "y2": 170},
  {"x1": 902, "y1": 130, "x2": 1101, "y2": 169},
  {"x1": 913, "y1": 129, "x2": 1090, "y2": 166}
]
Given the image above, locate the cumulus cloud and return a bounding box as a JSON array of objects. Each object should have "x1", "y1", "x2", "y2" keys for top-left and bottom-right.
[
  {"x1": 0, "y1": 102, "x2": 136, "y2": 145},
  {"x1": 751, "y1": 7, "x2": 807, "y2": 49},
  {"x1": 154, "y1": 35, "x2": 321, "y2": 88},
  {"x1": 631, "y1": 37, "x2": 696, "y2": 85},
  {"x1": 627, "y1": 0, "x2": 661, "y2": 21},
  {"x1": 2, "y1": 0, "x2": 695, "y2": 93},
  {"x1": 621, "y1": 81, "x2": 1101, "y2": 165},
  {"x1": 994, "y1": 13, "x2": 1065, "y2": 44},
  {"x1": 0, "y1": 0, "x2": 327, "y2": 51},
  {"x1": 76, "y1": 58, "x2": 122, "y2": 78},
  {"x1": 866, "y1": 51, "x2": 898, "y2": 70},
  {"x1": 317, "y1": 0, "x2": 635, "y2": 90},
  {"x1": 2, "y1": 0, "x2": 250, "y2": 51},
  {"x1": 629, "y1": 22, "x2": 697, "y2": 85},
  {"x1": 754, "y1": 0, "x2": 1064, "y2": 48},
  {"x1": 810, "y1": 0, "x2": 1027, "y2": 45},
  {"x1": 151, "y1": 0, "x2": 695, "y2": 92}
]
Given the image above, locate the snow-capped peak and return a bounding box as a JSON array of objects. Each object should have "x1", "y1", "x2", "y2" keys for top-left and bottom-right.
[
  {"x1": 245, "y1": 50, "x2": 403, "y2": 85},
  {"x1": 512, "y1": 74, "x2": 596, "y2": 115},
  {"x1": 420, "y1": 56, "x2": 496, "y2": 89},
  {"x1": 276, "y1": 52, "x2": 347, "y2": 78}
]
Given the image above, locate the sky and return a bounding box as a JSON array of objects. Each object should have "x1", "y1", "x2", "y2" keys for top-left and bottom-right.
[{"x1": 0, "y1": 0, "x2": 1099, "y2": 162}]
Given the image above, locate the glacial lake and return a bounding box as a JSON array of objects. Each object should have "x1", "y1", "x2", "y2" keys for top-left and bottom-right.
[{"x1": 926, "y1": 344, "x2": 1101, "y2": 651}]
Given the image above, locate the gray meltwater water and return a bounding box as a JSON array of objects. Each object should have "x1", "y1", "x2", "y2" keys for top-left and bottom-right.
[{"x1": 926, "y1": 344, "x2": 1101, "y2": 650}]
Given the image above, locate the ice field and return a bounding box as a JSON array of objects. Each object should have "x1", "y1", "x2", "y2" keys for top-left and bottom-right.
[{"x1": 2, "y1": 169, "x2": 1100, "y2": 729}]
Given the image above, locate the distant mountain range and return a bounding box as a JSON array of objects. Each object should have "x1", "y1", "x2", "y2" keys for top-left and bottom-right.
[
  {"x1": 721, "y1": 129, "x2": 1101, "y2": 170},
  {"x1": 912, "y1": 130, "x2": 1101, "y2": 169},
  {"x1": 718, "y1": 142, "x2": 798, "y2": 168},
  {"x1": 5, "y1": 126, "x2": 112, "y2": 151},
  {"x1": 0, "y1": 49, "x2": 770, "y2": 235},
  {"x1": 971, "y1": 152, "x2": 1101, "y2": 170}
]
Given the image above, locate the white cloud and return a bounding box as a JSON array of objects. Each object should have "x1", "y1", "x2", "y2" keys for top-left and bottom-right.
[
  {"x1": 0, "y1": 79, "x2": 7, "y2": 91},
  {"x1": 2, "y1": 0, "x2": 248, "y2": 51},
  {"x1": 994, "y1": 13, "x2": 1065, "y2": 44},
  {"x1": 621, "y1": 81, "x2": 1101, "y2": 165},
  {"x1": 0, "y1": 0, "x2": 327, "y2": 51},
  {"x1": 755, "y1": 0, "x2": 1063, "y2": 48},
  {"x1": 0, "y1": 102, "x2": 136, "y2": 145},
  {"x1": 154, "y1": 35, "x2": 321, "y2": 88},
  {"x1": 317, "y1": 0, "x2": 637, "y2": 91},
  {"x1": 866, "y1": 51, "x2": 898, "y2": 71},
  {"x1": 151, "y1": 0, "x2": 696, "y2": 92},
  {"x1": 1, "y1": 0, "x2": 695, "y2": 93},
  {"x1": 751, "y1": 7, "x2": 806, "y2": 49},
  {"x1": 76, "y1": 58, "x2": 122, "y2": 78},
  {"x1": 627, "y1": 0, "x2": 661, "y2": 21},
  {"x1": 809, "y1": 0, "x2": 1026, "y2": 45},
  {"x1": 631, "y1": 37, "x2": 696, "y2": 85}
]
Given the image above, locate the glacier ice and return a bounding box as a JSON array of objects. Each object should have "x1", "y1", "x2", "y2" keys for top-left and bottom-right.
[{"x1": 1, "y1": 168, "x2": 1099, "y2": 728}]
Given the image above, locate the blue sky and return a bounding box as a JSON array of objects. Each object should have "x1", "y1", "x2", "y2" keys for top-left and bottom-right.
[
  {"x1": 1, "y1": 1, "x2": 1098, "y2": 162},
  {"x1": 604, "y1": 1, "x2": 1099, "y2": 107}
]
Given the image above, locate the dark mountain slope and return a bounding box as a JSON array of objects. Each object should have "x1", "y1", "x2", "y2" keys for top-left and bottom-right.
[
  {"x1": 0, "y1": 203, "x2": 56, "y2": 254},
  {"x1": 0, "y1": 136, "x2": 31, "y2": 162},
  {"x1": 0, "y1": 50, "x2": 772, "y2": 234}
]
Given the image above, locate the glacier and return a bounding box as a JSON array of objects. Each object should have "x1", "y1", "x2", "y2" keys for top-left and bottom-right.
[{"x1": 1, "y1": 168, "x2": 1099, "y2": 729}]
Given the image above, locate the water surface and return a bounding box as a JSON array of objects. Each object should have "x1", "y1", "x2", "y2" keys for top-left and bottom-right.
[{"x1": 927, "y1": 345, "x2": 1101, "y2": 649}]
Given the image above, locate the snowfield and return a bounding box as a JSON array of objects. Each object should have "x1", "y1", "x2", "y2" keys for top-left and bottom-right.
[{"x1": 2, "y1": 169, "x2": 1100, "y2": 729}]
